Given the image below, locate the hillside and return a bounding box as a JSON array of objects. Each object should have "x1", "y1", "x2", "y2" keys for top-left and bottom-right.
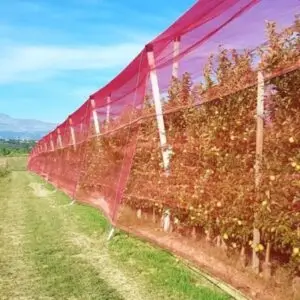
[{"x1": 0, "y1": 113, "x2": 55, "y2": 140}]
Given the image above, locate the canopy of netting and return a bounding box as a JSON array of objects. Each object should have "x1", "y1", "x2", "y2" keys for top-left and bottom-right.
[{"x1": 29, "y1": 0, "x2": 299, "y2": 257}]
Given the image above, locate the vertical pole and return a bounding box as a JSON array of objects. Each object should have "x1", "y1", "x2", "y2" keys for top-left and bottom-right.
[
  {"x1": 172, "y1": 36, "x2": 180, "y2": 79},
  {"x1": 104, "y1": 95, "x2": 115, "y2": 238},
  {"x1": 106, "y1": 95, "x2": 111, "y2": 124},
  {"x1": 69, "y1": 118, "x2": 76, "y2": 150},
  {"x1": 90, "y1": 98, "x2": 100, "y2": 135},
  {"x1": 255, "y1": 71, "x2": 264, "y2": 187},
  {"x1": 107, "y1": 227, "x2": 115, "y2": 241},
  {"x1": 146, "y1": 44, "x2": 170, "y2": 173},
  {"x1": 57, "y1": 129, "x2": 63, "y2": 149},
  {"x1": 42, "y1": 143, "x2": 46, "y2": 174},
  {"x1": 253, "y1": 70, "x2": 264, "y2": 274},
  {"x1": 50, "y1": 134, "x2": 55, "y2": 151}
]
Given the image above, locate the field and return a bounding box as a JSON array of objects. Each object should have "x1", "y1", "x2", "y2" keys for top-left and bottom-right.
[
  {"x1": 0, "y1": 157, "x2": 231, "y2": 300},
  {"x1": 0, "y1": 155, "x2": 28, "y2": 171}
]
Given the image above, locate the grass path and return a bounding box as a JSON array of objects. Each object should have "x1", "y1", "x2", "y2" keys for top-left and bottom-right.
[
  {"x1": 0, "y1": 171, "x2": 230, "y2": 300},
  {"x1": 0, "y1": 173, "x2": 38, "y2": 299}
]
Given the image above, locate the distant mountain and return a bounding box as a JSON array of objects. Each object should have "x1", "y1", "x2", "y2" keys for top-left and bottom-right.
[{"x1": 0, "y1": 113, "x2": 56, "y2": 140}]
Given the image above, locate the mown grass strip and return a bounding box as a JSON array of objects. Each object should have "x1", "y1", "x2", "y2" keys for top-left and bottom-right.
[
  {"x1": 0, "y1": 172, "x2": 123, "y2": 300},
  {"x1": 40, "y1": 179, "x2": 231, "y2": 300},
  {"x1": 0, "y1": 173, "x2": 38, "y2": 299},
  {"x1": 5, "y1": 171, "x2": 231, "y2": 300},
  {"x1": 24, "y1": 180, "x2": 124, "y2": 299}
]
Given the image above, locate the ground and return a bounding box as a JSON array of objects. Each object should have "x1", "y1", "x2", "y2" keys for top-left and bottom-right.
[{"x1": 0, "y1": 161, "x2": 230, "y2": 300}]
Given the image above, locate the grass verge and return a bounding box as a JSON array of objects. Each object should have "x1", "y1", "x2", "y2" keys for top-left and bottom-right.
[{"x1": 0, "y1": 170, "x2": 231, "y2": 300}]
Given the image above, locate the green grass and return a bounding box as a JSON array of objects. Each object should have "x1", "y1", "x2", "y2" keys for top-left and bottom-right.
[
  {"x1": 69, "y1": 202, "x2": 230, "y2": 300},
  {"x1": 24, "y1": 196, "x2": 123, "y2": 299},
  {"x1": 0, "y1": 165, "x2": 10, "y2": 178},
  {"x1": 0, "y1": 155, "x2": 28, "y2": 171},
  {"x1": 0, "y1": 168, "x2": 231, "y2": 300}
]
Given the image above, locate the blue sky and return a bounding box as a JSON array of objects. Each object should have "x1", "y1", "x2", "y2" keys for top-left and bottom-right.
[{"x1": 0, "y1": 0, "x2": 195, "y2": 124}]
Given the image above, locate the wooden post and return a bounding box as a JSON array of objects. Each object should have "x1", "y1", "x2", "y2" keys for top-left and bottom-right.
[
  {"x1": 90, "y1": 98, "x2": 100, "y2": 135},
  {"x1": 146, "y1": 44, "x2": 170, "y2": 173},
  {"x1": 172, "y1": 36, "x2": 180, "y2": 79},
  {"x1": 240, "y1": 246, "x2": 246, "y2": 268},
  {"x1": 137, "y1": 208, "x2": 142, "y2": 219},
  {"x1": 255, "y1": 71, "x2": 264, "y2": 186},
  {"x1": 162, "y1": 209, "x2": 171, "y2": 232},
  {"x1": 57, "y1": 129, "x2": 63, "y2": 149},
  {"x1": 69, "y1": 118, "x2": 76, "y2": 150},
  {"x1": 263, "y1": 241, "x2": 272, "y2": 279},
  {"x1": 253, "y1": 71, "x2": 264, "y2": 274},
  {"x1": 152, "y1": 207, "x2": 156, "y2": 223},
  {"x1": 44, "y1": 143, "x2": 47, "y2": 152},
  {"x1": 106, "y1": 95, "x2": 111, "y2": 123}
]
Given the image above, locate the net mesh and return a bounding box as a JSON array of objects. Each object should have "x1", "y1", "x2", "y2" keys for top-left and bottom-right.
[{"x1": 28, "y1": 0, "x2": 300, "y2": 279}]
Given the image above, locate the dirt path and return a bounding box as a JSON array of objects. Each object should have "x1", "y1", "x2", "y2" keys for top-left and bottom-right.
[{"x1": 0, "y1": 171, "x2": 229, "y2": 300}]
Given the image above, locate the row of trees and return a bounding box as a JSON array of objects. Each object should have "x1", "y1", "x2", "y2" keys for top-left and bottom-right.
[
  {"x1": 0, "y1": 139, "x2": 35, "y2": 156},
  {"x1": 122, "y1": 19, "x2": 300, "y2": 276},
  {"x1": 29, "y1": 17, "x2": 299, "y2": 280}
]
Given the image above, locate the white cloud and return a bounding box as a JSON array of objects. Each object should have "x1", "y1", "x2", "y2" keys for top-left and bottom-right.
[{"x1": 0, "y1": 43, "x2": 143, "y2": 84}]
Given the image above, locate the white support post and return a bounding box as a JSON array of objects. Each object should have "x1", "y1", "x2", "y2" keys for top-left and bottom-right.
[
  {"x1": 44, "y1": 143, "x2": 47, "y2": 152},
  {"x1": 106, "y1": 95, "x2": 111, "y2": 124},
  {"x1": 90, "y1": 98, "x2": 100, "y2": 135},
  {"x1": 50, "y1": 135, "x2": 55, "y2": 151},
  {"x1": 255, "y1": 71, "x2": 264, "y2": 186},
  {"x1": 172, "y1": 36, "x2": 180, "y2": 79},
  {"x1": 57, "y1": 129, "x2": 63, "y2": 149},
  {"x1": 107, "y1": 227, "x2": 115, "y2": 241},
  {"x1": 252, "y1": 71, "x2": 264, "y2": 274},
  {"x1": 69, "y1": 118, "x2": 76, "y2": 150},
  {"x1": 146, "y1": 45, "x2": 170, "y2": 173}
]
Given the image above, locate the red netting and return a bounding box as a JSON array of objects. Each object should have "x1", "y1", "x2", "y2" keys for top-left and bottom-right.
[{"x1": 28, "y1": 0, "x2": 300, "y2": 291}]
